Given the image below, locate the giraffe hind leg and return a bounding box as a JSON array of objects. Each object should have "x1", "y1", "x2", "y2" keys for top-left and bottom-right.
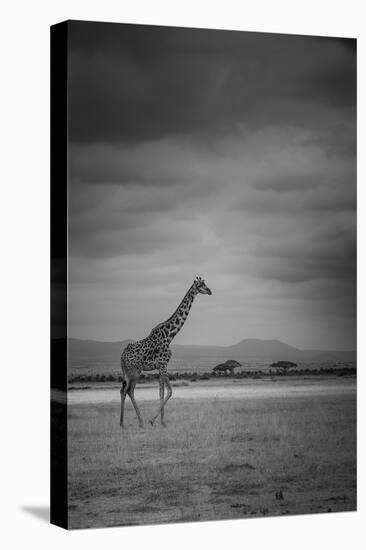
[
  {"x1": 128, "y1": 381, "x2": 144, "y2": 428},
  {"x1": 120, "y1": 379, "x2": 129, "y2": 428}
]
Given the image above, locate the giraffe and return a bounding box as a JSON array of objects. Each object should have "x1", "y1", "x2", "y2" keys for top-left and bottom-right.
[{"x1": 119, "y1": 276, "x2": 212, "y2": 428}]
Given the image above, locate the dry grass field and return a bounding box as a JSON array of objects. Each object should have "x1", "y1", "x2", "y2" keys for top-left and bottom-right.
[{"x1": 67, "y1": 381, "x2": 356, "y2": 529}]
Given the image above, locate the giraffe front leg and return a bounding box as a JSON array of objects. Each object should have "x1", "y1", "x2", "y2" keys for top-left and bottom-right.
[
  {"x1": 149, "y1": 367, "x2": 172, "y2": 426},
  {"x1": 162, "y1": 375, "x2": 172, "y2": 426},
  {"x1": 159, "y1": 375, "x2": 166, "y2": 427}
]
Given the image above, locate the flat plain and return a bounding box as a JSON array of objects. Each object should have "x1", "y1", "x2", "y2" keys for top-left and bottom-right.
[{"x1": 67, "y1": 377, "x2": 356, "y2": 529}]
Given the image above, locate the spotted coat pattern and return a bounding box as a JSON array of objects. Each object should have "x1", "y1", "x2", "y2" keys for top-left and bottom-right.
[{"x1": 121, "y1": 284, "x2": 197, "y2": 381}]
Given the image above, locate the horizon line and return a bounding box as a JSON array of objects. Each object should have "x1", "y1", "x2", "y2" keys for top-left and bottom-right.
[{"x1": 63, "y1": 336, "x2": 356, "y2": 353}]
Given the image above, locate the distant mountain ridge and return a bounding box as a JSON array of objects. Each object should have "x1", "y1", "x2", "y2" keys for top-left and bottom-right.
[{"x1": 67, "y1": 337, "x2": 356, "y2": 378}]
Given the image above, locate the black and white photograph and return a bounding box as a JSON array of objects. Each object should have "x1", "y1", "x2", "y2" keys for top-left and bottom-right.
[{"x1": 51, "y1": 19, "x2": 356, "y2": 530}]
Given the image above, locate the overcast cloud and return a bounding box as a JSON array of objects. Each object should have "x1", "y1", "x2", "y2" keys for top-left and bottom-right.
[{"x1": 67, "y1": 21, "x2": 356, "y2": 349}]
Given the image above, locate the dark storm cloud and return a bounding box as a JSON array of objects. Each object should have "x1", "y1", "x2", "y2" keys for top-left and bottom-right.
[
  {"x1": 67, "y1": 22, "x2": 356, "y2": 349},
  {"x1": 68, "y1": 140, "x2": 217, "y2": 186},
  {"x1": 248, "y1": 225, "x2": 356, "y2": 284},
  {"x1": 68, "y1": 170, "x2": 221, "y2": 259},
  {"x1": 67, "y1": 21, "x2": 356, "y2": 145},
  {"x1": 251, "y1": 173, "x2": 321, "y2": 192}
]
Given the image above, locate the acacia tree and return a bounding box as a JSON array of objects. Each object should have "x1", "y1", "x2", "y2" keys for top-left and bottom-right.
[
  {"x1": 270, "y1": 361, "x2": 298, "y2": 375},
  {"x1": 212, "y1": 359, "x2": 242, "y2": 376}
]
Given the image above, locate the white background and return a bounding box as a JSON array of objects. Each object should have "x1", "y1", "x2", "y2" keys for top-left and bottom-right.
[{"x1": 0, "y1": 0, "x2": 364, "y2": 548}]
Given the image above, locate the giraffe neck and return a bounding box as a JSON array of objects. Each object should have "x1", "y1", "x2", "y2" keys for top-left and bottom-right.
[{"x1": 153, "y1": 284, "x2": 197, "y2": 344}]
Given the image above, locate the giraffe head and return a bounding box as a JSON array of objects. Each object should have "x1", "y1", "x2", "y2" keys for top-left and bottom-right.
[{"x1": 193, "y1": 276, "x2": 212, "y2": 295}]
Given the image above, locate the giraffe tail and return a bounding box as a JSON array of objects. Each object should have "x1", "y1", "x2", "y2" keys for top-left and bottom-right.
[
  {"x1": 120, "y1": 355, "x2": 130, "y2": 387},
  {"x1": 120, "y1": 355, "x2": 126, "y2": 376}
]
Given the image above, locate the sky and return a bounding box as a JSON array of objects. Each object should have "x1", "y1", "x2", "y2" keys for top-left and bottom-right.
[{"x1": 67, "y1": 21, "x2": 356, "y2": 349}]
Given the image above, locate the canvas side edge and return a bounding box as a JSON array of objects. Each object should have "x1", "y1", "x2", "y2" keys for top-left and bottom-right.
[{"x1": 50, "y1": 20, "x2": 68, "y2": 530}]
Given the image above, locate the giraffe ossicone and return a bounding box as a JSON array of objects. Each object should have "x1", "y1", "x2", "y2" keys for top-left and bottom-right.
[{"x1": 120, "y1": 277, "x2": 212, "y2": 428}]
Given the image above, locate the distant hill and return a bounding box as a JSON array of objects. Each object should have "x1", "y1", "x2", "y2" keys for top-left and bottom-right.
[
  {"x1": 66, "y1": 337, "x2": 356, "y2": 378},
  {"x1": 69, "y1": 338, "x2": 133, "y2": 361},
  {"x1": 227, "y1": 338, "x2": 300, "y2": 358}
]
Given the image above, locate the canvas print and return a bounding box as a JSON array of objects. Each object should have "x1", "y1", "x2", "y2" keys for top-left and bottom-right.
[{"x1": 51, "y1": 20, "x2": 356, "y2": 529}]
